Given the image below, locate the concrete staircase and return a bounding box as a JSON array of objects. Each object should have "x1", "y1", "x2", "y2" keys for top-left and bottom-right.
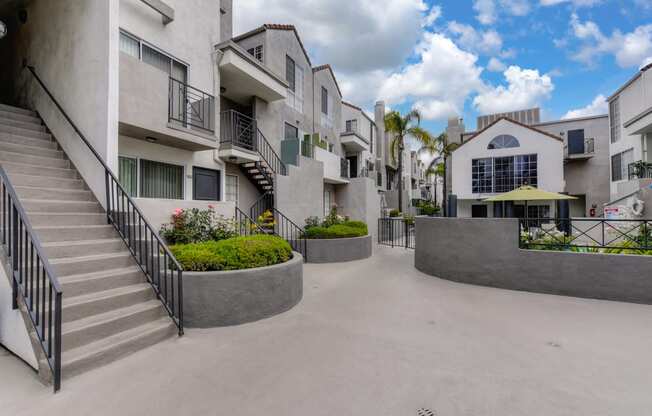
[{"x1": 0, "y1": 103, "x2": 176, "y2": 381}]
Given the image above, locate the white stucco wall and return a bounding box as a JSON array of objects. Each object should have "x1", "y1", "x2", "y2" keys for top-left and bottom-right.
[{"x1": 451, "y1": 119, "x2": 565, "y2": 201}]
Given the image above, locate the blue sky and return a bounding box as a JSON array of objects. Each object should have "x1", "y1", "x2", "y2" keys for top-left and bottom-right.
[{"x1": 236, "y1": 0, "x2": 652, "y2": 137}]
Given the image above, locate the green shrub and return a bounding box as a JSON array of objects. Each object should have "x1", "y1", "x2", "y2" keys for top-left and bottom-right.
[
  {"x1": 389, "y1": 209, "x2": 401, "y2": 217},
  {"x1": 170, "y1": 235, "x2": 292, "y2": 272},
  {"x1": 304, "y1": 221, "x2": 368, "y2": 239},
  {"x1": 403, "y1": 215, "x2": 415, "y2": 226}
]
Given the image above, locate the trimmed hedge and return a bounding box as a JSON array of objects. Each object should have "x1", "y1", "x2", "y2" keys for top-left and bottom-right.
[
  {"x1": 170, "y1": 235, "x2": 292, "y2": 272},
  {"x1": 304, "y1": 221, "x2": 368, "y2": 239}
]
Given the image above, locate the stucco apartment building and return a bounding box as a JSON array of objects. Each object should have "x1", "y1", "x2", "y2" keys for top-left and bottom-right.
[
  {"x1": 447, "y1": 108, "x2": 610, "y2": 218},
  {"x1": 0, "y1": 0, "x2": 394, "y2": 387},
  {"x1": 606, "y1": 63, "x2": 652, "y2": 213}
]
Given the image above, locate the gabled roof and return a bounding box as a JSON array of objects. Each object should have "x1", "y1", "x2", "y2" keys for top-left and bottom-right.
[
  {"x1": 232, "y1": 24, "x2": 312, "y2": 67},
  {"x1": 343, "y1": 101, "x2": 375, "y2": 126},
  {"x1": 313, "y1": 64, "x2": 343, "y2": 98},
  {"x1": 452, "y1": 117, "x2": 562, "y2": 152}
]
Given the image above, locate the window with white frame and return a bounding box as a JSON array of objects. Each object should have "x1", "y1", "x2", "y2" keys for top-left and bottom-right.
[
  {"x1": 320, "y1": 87, "x2": 334, "y2": 129},
  {"x1": 247, "y1": 45, "x2": 263, "y2": 63},
  {"x1": 285, "y1": 55, "x2": 304, "y2": 113},
  {"x1": 119, "y1": 30, "x2": 188, "y2": 82},
  {"x1": 611, "y1": 148, "x2": 633, "y2": 182},
  {"x1": 345, "y1": 119, "x2": 358, "y2": 133},
  {"x1": 225, "y1": 174, "x2": 239, "y2": 204}
]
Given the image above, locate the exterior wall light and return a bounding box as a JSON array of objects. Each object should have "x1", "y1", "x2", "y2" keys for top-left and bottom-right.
[{"x1": 0, "y1": 21, "x2": 7, "y2": 39}]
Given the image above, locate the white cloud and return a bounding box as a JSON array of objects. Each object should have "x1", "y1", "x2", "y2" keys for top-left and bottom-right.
[
  {"x1": 234, "y1": 0, "x2": 430, "y2": 73},
  {"x1": 487, "y1": 57, "x2": 507, "y2": 72},
  {"x1": 569, "y1": 14, "x2": 652, "y2": 68},
  {"x1": 423, "y1": 5, "x2": 442, "y2": 27},
  {"x1": 541, "y1": 0, "x2": 602, "y2": 6},
  {"x1": 473, "y1": 66, "x2": 554, "y2": 114},
  {"x1": 473, "y1": 0, "x2": 532, "y2": 25},
  {"x1": 562, "y1": 94, "x2": 608, "y2": 119},
  {"x1": 447, "y1": 22, "x2": 503, "y2": 55},
  {"x1": 378, "y1": 32, "x2": 485, "y2": 120}
]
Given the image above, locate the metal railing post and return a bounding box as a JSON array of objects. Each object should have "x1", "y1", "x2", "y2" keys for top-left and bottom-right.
[{"x1": 11, "y1": 205, "x2": 18, "y2": 310}]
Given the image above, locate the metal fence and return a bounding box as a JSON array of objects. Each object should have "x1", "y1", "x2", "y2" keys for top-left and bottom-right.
[
  {"x1": 378, "y1": 217, "x2": 415, "y2": 249},
  {"x1": 169, "y1": 77, "x2": 215, "y2": 133},
  {"x1": 519, "y1": 217, "x2": 652, "y2": 253}
]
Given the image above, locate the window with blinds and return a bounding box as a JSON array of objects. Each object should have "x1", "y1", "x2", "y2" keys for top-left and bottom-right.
[
  {"x1": 118, "y1": 156, "x2": 138, "y2": 197},
  {"x1": 140, "y1": 159, "x2": 184, "y2": 199},
  {"x1": 119, "y1": 30, "x2": 187, "y2": 82}
]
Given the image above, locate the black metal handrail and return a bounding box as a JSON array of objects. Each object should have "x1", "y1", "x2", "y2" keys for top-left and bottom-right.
[
  {"x1": 250, "y1": 191, "x2": 274, "y2": 223},
  {"x1": 271, "y1": 208, "x2": 307, "y2": 260},
  {"x1": 1, "y1": 168, "x2": 62, "y2": 392},
  {"x1": 26, "y1": 66, "x2": 184, "y2": 336},
  {"x1": 519, "y1": 217, "x2": 652, "y2": 253},
  {"x1": 234, "y1": 207, "x2": 266, "y2": 236},
  {"x1": 169, "y1": 77, "x2": 215, "y2": 133},
  {"x1": 220, "y1": 110, "x2": 287, "y2": 176},
  {"x1": 628, "y1": 161, "x2": 652, "y2": 180}
]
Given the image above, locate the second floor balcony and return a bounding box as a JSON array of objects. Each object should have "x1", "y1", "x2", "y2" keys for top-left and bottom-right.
[
  {"x1": 564, "y1": 137, "x2": 595, "y2": 162},
  {"x1": 119, "y1": 53, "x2": 216, "y2": 151},
  {"x1": 628, "y1": 161, "x2": 652, "y2": 180},
  {"x1": 314, "y1": 146, "x2": 349, "y2": 184},
  {"x1": 340, "y1": 125, "x2": 369, "y2": 152}
]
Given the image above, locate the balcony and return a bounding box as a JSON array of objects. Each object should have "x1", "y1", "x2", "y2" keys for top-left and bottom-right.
[
  {"x1": 217, "y1": 41, "x2": 287, "y2": 105},
  {"x1": 340, "y1": 127, "x2": 369, "y2": 152},
  {"x1": 119, "y1": 53, "x2": 216, "y2": 151},
  {"x1": 628, "y1": 161, "x2": 652, "y2": 180},
  {"x1": 564, "y1": 137, "x2": 595, "y2": 162},
  {"x1": 314, "y1": 146, "x2": 349, "y2": 184},
  {"x1": 219, "y1": 110, "x2": 260, "y2": 163}
]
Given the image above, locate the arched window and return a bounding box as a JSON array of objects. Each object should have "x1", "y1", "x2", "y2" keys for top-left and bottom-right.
[{"x1": 488, "y1": 135, "x2": 520, "y2": 149}]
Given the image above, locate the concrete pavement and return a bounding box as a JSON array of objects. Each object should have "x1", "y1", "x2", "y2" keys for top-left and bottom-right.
[{"x1": 2, "y1": 245, "x2": 652, "y2": 415}]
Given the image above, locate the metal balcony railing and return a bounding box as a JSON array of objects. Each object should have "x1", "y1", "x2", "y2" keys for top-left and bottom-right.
[
  {"x1": 565, "y1": 137, "x2": 595, "y2": 158},
  {"x1": 628, "y1": 161, "x2": 652, "y2": 180},
  {"x1": 168, "y1": 77, "x2": 215, "y2": 134}
]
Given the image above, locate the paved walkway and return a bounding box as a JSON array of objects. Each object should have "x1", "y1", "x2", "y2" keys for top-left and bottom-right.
[{"x1": 2, "y1": 246, "x2": 652, "y2": 416}]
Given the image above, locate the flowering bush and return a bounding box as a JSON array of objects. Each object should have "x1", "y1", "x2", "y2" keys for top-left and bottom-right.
[{"x1": 160, "y1": 206, "x2": 237, "y2": 245}]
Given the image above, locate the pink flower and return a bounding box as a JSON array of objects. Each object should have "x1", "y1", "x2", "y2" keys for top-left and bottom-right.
[
  {"x1": 208, "y1": 204, "x2": 214, "y2": 209},
  {"x1": 173, "y1": 208, "x2": 183, "y2": 216}
]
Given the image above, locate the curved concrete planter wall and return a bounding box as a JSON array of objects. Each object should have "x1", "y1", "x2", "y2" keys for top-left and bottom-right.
[
  {"x1": 183, "y1": 252, "x2": 303, "y2": 328},
  {"x1": 304, "y1": 235, "x2": 372, "y2": 263}
]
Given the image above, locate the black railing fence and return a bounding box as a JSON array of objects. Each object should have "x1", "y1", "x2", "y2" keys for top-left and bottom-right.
[
  {"x1": 220, "y1": 110, "x2": 287, "y2": 176},
  {"x1": 1, "y1": 168, "x2": 62, "y2": 392},
  {"x1": 250, "y1": 191, "x2": 274, "y2": 224},
  {"x1": 26, "y1": 66, "x2": 184, "y2": 391},
  {"x1": 234, "y1": 207, "x2": 266, "y2": 236},
  {"x1": 519, "y1": 217, "x2": 652, "y2": 253},
  {"x1": 378, "y1": 217, "x2": 415, "y2": 249},
  {"x1": 272, "y1": 208, "x2": 307, "y2": 259},
  {"x1": 628, "y1": 161, "x2": 652, "y2": 180},
  {"x1": 169, "y1": 77, "x2": 215, "y2": 133}
]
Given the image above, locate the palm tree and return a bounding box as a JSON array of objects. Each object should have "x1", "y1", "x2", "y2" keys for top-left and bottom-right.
[
  {"x1": 384, "y1": 109, "x2": 434, "y2": 214},
  {"x1": 419, "y1": 132, "x2": 458, "y2": 216}
]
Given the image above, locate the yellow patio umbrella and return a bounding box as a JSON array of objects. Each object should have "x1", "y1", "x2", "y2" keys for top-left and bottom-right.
[{"x1": 484, "y1": 185, "x2": 577, "y2": 220}]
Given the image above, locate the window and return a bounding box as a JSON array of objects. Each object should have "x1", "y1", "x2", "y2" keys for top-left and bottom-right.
[
  {"x1": 527, "y1": 205, "x2": 550, "y2": 219},
  {"x1": 119, "y1": 30, "x2": 187, "y2": 83},
  {"x1": 247, "y1": 45, "x2": 263, "y2": 62},
  {"x1": 472, "y1": 154, "x2": 537, "y2": 194},
  {"x1": 345, "y1": 119, "x2": 358, "y2": 133},
  {"x1": 472, "y1": 205, "x2": 488, "y2": 218},
  {"x1": 285, "y1": 55, "x2": 304, "y2": 113},
  {"x1": 225, "y1": 174, "x2": 238, "y2": 204},
  {"x1": 192, "y1": 167, "x2": 220, "y2": 201},
  {"x1": 324, "y1": 189, "x2": 333, "y2": 217},
  {"x1": 567, "y1": 129, "x2": 586, "y2": 155},
  {"x1": 610, "y1": 97, "x2": 621, "y2": 144},
  {"x1": 140, "y1": 159, "x2": 184, "y2": 199},
  {"x1": 488, "y1": 135, "x2": 519, "y2": 149},
  {"x1": 321, "y1": 87, "x2": 328, "y2": 115},
  {"x1": 611, "y1": 148, "x2": 634, "y2": 181},
  {"x1": 472, "y1": 158, "x2": 493, "y2": 193},
  {"x1": 118, "y1": 156, "x2": 137, "y2": 197},
  {"x1": 284, "y1": 122, "x2": 298, "y2": 140},
  {"x1": 370, "y1": 124, "x2": 374, "y2": 154}
]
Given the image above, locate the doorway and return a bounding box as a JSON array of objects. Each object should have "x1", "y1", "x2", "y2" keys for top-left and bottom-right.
[
  {"x1": 471, "y1": 204, "x2": 488, "y2": 218},
  {"x1": 347, "y1": 155, "x2": 358, "y2": 178}
]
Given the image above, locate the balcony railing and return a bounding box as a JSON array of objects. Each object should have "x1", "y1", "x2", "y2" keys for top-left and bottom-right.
[
  {"x1": 340, "y1": 158, "x2": 350, "y2": 179},
  {"x1": 628, "y1": 161, "x2": 652, "y2": 180},
  {"x1": 565, "y1": 137, "x2": 595, "y2": 158},
  {"x1": 301, "y1": 140, "x2": 314, "y2": 158},
  {"x1": 168, "y1": 77, "x2": 215, "y2": 134}
]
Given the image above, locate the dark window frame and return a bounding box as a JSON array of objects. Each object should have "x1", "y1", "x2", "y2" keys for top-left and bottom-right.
[{"x1": 192, "y1": 166, "x2": 221, "y2": 201}]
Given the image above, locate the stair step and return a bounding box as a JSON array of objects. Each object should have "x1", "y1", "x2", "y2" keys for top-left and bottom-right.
[
  {"x1": 0, "y1": 141, "x2": 62, "y2": 159},
  {"x1": 43, "y1": 238, "x2": 126, "y2": 259},
  {"x1": 61, "y1": 317, "x2": 175, "y2": 380},
  {"x1": 0, "y1": 109, "x2": 41, "y2": 124},
  {"x1": 51, "y1": 252, "x2": 135, "y2": 277},
  {"x1": 21, "y1": 199, "x2": 103, "y2": 213},
  {"x1": 30, "y1": 213, "x2": 106, "y2": 227},
  {"x1": 0, "y1": 103, "x2": 36, "y2": 117},
  {"x1": 0, "y1": 122, "x2": 51, "y2": 140},
  {"x1": 8, "y1": 174, "x2": 85, "y2": 190},
  {"x1": 1, "y1": 162, "x2": 78, "y2": 179},
  {"x1": 62, "y1": 300, "x2": 164, "y2": 351},
  {"x1": 0, "y1": 132, "x2": 56, "y2": 149},
  {"x1": 62, "y1": 283, "x2": 154, "y2": 323},
  {"x1": 15, "y1": 185, "x2": 95, "y2": 201},
  {"x1": 0, "y1": 150, "x2": 68, "y2": 169},
  {"x1": 0, "y1": 117, "x2": 46, "y2": 133},
  {"x1": 58, "y1": 266, "x2": 144, "y2": 297},
  {"x1": 33, "y1": 224, "x2": 117, "y2": 242}
]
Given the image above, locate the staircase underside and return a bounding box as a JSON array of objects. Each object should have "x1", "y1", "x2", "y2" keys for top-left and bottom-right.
[{"x1": 0, "y1": 103, "x2": 176, "y2": 384}]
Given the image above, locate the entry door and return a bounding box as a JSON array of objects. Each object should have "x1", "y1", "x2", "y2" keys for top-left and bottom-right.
[
  {"x1": 471, "y1": 205, "x2": 488, "y2": 218},
  {"x1": 568, "y1": 129, "x2": 585, "y2": 155},
  {"x1": 347, "y1": 156, "x2": 358, "y2": 178},
  {"x1": 193, "y1": 167, "x2": 221, "y2": 201}
]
